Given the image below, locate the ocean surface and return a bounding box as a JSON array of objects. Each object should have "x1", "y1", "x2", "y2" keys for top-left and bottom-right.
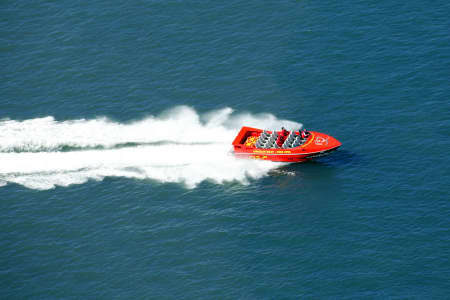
[{"x1": 1, "y1": 1, "x2": 449, "y2": 299}]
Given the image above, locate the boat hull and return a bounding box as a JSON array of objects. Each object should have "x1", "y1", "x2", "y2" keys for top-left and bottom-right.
[
  {"x1": 233, "y1": 146, "x2": 341, "y2": 162},
  {"x1": 232, "y1": 127, "x2": 341, "y2": 163}
]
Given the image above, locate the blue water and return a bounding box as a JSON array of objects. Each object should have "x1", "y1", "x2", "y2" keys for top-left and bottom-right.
[{"x1": 1, "y1": 1, "x2": 449, "y2": 298}]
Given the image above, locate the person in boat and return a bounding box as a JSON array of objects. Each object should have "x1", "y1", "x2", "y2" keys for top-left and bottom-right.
[
  {"x1": 276, "y1": 127, "x2": 288, "y2": 147},
  {"x1": 301, "y1": 129, "x2": 310, "y2": 139}
]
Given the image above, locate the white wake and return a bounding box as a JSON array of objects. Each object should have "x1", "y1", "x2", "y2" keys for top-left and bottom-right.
[{"x1": 0, "y1": 106, "x2": 302, "y2": 190}]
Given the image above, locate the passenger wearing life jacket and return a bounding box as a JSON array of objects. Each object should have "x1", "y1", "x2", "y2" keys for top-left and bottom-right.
[{"x1": 278, "y1": 127, "x2": 289, "y2": 146}]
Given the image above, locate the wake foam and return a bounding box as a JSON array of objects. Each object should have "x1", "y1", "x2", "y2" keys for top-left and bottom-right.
[{"x1": 0, "y1": 106, "x2": 302, "y2": 190}]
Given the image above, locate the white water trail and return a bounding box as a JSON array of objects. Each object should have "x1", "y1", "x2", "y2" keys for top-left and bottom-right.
[{"x1": 0, "y1": 106, "x2": 302, "y2": 190}]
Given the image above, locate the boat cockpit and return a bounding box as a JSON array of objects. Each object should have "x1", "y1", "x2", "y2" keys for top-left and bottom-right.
[{"x1": 249, "y1": 128, "x2": 310, "y2": 149}]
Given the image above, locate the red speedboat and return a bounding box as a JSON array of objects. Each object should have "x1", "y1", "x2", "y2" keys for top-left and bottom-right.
[{"x1": 232, "y1": 126, "x2": 341, "y2": 162}]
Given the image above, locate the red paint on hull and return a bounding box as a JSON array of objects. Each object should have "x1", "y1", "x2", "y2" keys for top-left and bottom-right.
[{"x1": 232, "y1": 127, "x2": 341, "y2": 162}]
